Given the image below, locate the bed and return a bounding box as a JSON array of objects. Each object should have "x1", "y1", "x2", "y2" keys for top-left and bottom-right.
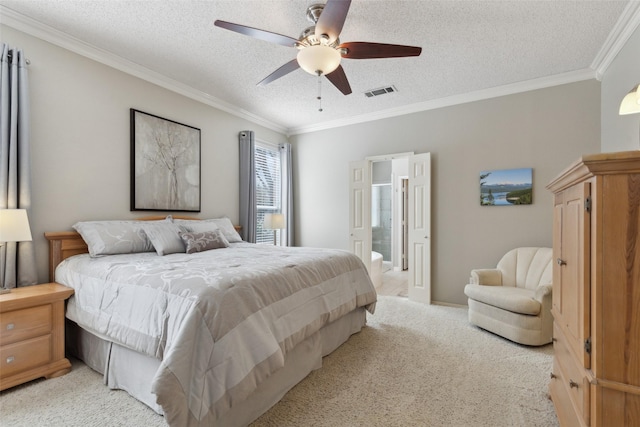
[{"x1": 45, "y1": 216, "x2": 377, "y2": 427}]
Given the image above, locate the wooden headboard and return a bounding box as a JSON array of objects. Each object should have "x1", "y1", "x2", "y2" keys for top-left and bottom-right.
[{"x1": 44, "y1": 216, "x2": 240, "y2": 282}]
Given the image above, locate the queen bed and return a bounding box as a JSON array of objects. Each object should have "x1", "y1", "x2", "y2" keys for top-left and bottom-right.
[{"x1": 45, "y1": 216, "x2": 376, "y2": 426}]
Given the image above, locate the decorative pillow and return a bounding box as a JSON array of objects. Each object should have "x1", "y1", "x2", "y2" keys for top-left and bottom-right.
[
  {"x1": 174, "y1": 217, "x2": 243, "y2": 242},
  {"x1": 73, "y1": 220, "x2": 155, "y2": 257},
  {"x1": 141, "y1": 220, "x2": 185, "y2": 256},
  {"x1": 180, "y1": 229, "x2": 229, "y2": 254}
]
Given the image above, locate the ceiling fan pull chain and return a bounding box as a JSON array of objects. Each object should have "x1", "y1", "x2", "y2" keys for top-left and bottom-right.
[{"x1": 317, "y1": 72, "x2": 323, "y2": 112}]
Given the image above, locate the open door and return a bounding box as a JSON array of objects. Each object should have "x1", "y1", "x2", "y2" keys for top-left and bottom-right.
[
  {"x1": 348, "y1": 160, "x2": 372, "y2": 273},
  {"x1": 407, "y1": 153, "x2": 431, "y2": 303}
]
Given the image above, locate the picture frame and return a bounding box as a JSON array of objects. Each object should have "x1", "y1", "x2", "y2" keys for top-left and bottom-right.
[
  {"x1": 130, "y1": 109, "x2": 201, "y2": 212},
  {"x1": 480, "y1": 168, "x2": 532, "y2": 206}
]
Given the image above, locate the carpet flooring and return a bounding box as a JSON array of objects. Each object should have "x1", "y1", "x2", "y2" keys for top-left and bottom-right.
[{"x1": 0, "y1": 296, "x2": 558, "y2": 426}]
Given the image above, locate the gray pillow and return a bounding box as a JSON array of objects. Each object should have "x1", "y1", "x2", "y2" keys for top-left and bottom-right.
[
  {"x1": 180, "y1": 229, "x2": 230, "y2": 254},
  {"x1": 209, "y1": 217, "x2": 243, "y2": 242},
  {"x1": 179, "y1": 220, "x2": 220, "y2": 234},
  {"x1": 73, "y1": 220, "x2": 155, "y2": 257},
  {"x1": 141, "y1": 221, "x2": 185, "y2": 256},
  {"x1": 174, "y1": 217, "x2": 242, "y2": 242}
]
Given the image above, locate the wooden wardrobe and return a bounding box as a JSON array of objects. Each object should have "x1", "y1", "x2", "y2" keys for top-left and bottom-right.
[{"x1": 546, "y1": 151, "x2": 640, "y2": 426}]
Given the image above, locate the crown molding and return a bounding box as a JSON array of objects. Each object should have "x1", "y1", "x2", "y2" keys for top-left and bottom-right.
[
  {"x1": 4, "y1": 3, "x2": 637, "y2": 138},
  {"x1": 288, "y1": 69, "x2": 597, "y2": 135},
  {"x1": 0, "y1": 6, "x2": 287, "y2": 135},
  {"x1": 290, "y1": 0, "x2": 640, "y2": 138},
  {"x1": 591, "y1": 1, "x2": 640, "y2": 80}
]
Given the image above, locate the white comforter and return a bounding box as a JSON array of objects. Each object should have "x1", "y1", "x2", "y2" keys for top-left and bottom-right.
[{"x1": 55, "y1": 243, "x2": 376, "y2": 426}]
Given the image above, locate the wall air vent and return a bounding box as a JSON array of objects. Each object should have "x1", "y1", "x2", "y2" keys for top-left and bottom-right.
[{"x1": 364, "y1": 85, "x2": 397, "y2": 98}]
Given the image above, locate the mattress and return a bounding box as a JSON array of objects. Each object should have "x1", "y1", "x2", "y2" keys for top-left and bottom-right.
[{"x1": 56, "y1": 243, "x2": 376, "y2": 426}]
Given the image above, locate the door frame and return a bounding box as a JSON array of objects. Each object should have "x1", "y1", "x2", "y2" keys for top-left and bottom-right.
[{"x1": 350, "y1": 152, "x2": 431, "y2": 304}]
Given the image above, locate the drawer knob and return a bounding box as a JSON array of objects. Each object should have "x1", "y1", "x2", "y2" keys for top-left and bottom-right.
[
  {"x1": 6, "y1": 356, "x2": 15, "y2": 364},
  {"x1": 550, "y1": 372, "x2": 557, "y2": 379},
  {"x1": 556, "y1": 258, "x2": 567, "y2": 266},
  {"x1": 569, "y1": 379, "x2": 579, "y2": 389},
  {"x1": 6, "y1": 323, "x2": 14, "y2": 330}
]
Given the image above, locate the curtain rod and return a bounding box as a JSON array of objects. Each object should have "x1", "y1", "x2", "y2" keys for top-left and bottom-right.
[{"x1": 6, "y1": 51, "x2": 31, "y2": 65}]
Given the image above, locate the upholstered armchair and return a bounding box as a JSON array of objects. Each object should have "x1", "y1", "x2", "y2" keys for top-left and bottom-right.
[{"x1": 464, "y1": 247, "x2": 553, "y2": 346}]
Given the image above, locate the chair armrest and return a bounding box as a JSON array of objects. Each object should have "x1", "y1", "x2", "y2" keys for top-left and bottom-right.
[
  {"x1": 470, "y1": 269, "x2": 502, "y2": 286},
  {"x1": 534, "y1": 283, "x2": 552, "y2": 303}
]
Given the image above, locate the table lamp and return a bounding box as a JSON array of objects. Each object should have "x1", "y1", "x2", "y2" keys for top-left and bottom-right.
[
  {"x1": 263, "y1": 213, "x2": 285, "y2": 245},
  {"x1": 619, "y1": 84, "x2": 640, "y2": 147},
  {"x1": 0, "y1": 209, "x2": 33, "y2": 293}
]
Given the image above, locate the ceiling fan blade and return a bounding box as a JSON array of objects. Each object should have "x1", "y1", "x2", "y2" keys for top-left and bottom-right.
[
  {"x1": 257, "y1": 59, "x2": 300, "y2": 86},
  {"x1": 325, "y1": 65, "x2": 352, "y2": 95},
  {"x1": 339, "y1": 42, "x2": 422, "y2": 59},
  {"x1": 315, "y1": 0, "x2": 351, "y2": 43},
  {"x1": 214, "y1": 20, "x2": 298, "y2": 48}
]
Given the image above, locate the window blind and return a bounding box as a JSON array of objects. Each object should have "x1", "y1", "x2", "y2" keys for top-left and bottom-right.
[{"x1": 255, "y1": 142, "x2": 281, "y2": 245}]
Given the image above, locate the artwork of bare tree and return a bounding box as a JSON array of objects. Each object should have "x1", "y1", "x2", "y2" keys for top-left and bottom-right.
[{"x1": 131, "y1": 109, "x2": 201, "y2": 211}]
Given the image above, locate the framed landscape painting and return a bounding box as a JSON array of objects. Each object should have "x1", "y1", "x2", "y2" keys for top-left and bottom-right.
[
  {"x1": 130, "y1": 109, "x2": 201, "y2": 211},
  {"x1": 480, "y1": 168, "x2": 532, "y2": 206}
]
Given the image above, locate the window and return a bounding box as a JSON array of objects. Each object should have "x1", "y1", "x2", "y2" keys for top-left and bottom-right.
[{"x1": 255, "y1": 142, "x2": 281, "y2": 245}]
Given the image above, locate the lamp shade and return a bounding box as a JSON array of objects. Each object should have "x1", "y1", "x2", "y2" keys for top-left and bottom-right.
[
  {"x1": 263, "y1": 213, "x2": 285, "y2": 230},
  {"x1": 619, "y1": 84, "x2": 640, "y2": 115},
  {"x1": 0, "y1": 209, "x2": 33, "y2": 242},
  {"x1": 297, "y1": 45, "x2": 341, "y2": 76}
]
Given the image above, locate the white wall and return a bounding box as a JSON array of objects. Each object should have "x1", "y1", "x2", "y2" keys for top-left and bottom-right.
[
  {"x1": 3, "y1": 26, "x2": 288, "y2": 283},
  {"x1": 601, "y1": 24, "x2": 640, "y2": 152},
  {"x1": 291, "y1": 81, "x2": 601, "y2": 305}
]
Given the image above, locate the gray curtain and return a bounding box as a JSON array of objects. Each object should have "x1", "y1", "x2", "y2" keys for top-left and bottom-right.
[
  {"x1": 279, "y1": 143, "x2": 294, "y2": 246},
  {"x1": 1, "y1": 44, "x2": 37, "y2": 289},
  {"x1": 239, "y1": 130, "x2": 256, "y2": 242}
]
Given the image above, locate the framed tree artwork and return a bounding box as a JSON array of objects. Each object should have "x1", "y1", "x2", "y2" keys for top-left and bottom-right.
[{"x1": 130, "y1": 109, "x2": 201, "y2": 212}]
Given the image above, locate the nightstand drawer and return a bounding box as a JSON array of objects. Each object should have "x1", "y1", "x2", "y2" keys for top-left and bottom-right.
[
  {"x1": 0, "y1": 335, "x2": 52, "y2": 377},
  {"x1": 0, "y1": 305, "x2": 52, "y2": 346}
]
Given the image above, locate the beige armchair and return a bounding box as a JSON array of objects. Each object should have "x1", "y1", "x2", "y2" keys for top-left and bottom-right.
[{"x1": 464, "y1": 247, "x2": 553, "y2": 346}]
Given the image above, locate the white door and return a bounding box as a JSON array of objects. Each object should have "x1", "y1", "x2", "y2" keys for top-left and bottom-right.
[
  {"x1": 348, "y1": 160, "x2": 372, "y2": 273},
  {"x1": 407, "y1": 153, "x2": 431, "y2": 303}
]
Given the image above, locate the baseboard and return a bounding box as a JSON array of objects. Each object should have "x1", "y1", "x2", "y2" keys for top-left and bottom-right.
[{"x1": 432, "y1": 301, "x2": 468, "y2": 309}]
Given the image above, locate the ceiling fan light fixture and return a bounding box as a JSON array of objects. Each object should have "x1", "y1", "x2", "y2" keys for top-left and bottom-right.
[{"x1": 297, "y1": 45, "x2": 341, "y2": 76}]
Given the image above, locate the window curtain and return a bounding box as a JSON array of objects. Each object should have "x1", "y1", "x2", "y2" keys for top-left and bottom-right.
[
  {"x1": 1, "y1": 44, "x2": 37, "y2": 289},
  {"x1": 279, "y1": 143, "x2": 294, "y2": 246},
  {"x1": 239, "y1": 130, "x2": 256, "y2": 243}
]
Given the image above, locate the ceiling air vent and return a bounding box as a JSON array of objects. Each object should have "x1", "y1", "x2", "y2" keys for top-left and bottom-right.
[{"x1": 364, "y1": 85, "x2": 397, "y2": 98}]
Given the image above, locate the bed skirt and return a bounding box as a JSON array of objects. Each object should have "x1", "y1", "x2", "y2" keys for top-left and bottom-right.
[{"x1": 66, "y1": 306, "x2": 367, "y2": 426}]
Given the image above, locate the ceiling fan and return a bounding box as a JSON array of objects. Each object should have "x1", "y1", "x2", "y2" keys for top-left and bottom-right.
[{"x1": 214, "y1": 0, "x2": 422, "y2": 96}]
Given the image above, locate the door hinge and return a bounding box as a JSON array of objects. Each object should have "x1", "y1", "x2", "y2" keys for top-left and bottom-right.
[
  {"x1": 585, "y1": 337, "x2": 591, "y2": 354},
  {"x1": 585, "y1": 197, "x2": 591, "y2": 212}
]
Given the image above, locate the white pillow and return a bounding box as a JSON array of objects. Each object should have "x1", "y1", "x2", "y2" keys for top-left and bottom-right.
[
  {"x1": 73, "y1": 220, "x2": 156, "y2": 257},
  {"x1": 141, "y1": 220, "x2": 185, "y2": 256}
]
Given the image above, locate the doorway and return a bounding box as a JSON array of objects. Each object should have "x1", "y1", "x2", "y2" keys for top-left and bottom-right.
[
  {"x1": 401, "y1": 178, "x2": 409, "y2": 271},
  {"x1": 371, "y1": 160, "x2": 409, "y2": 272},
  {"x1": 349, "y1": 152, "x2": 431, "y2": 304}
]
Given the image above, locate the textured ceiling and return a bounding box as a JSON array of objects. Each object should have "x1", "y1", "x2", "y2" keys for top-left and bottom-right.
[{"x1": 0, "y1": 1, "x2": 634, "y2": 134}]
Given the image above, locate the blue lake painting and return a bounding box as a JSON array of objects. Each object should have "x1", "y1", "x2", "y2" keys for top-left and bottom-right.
[{"x1": 480, "y1": 168, "x2": 532, "y2": 206}]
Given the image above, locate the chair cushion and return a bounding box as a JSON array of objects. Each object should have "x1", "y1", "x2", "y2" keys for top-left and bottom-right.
[
  {"x1": 497, "y1": 247, "x2": 552, "y2": 290},
  {"x1": 464, "y1": 284, "x2": 541, "y2": 315}
]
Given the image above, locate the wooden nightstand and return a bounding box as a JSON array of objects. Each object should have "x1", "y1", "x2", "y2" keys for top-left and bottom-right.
[{"x1": 0, "y1": 283, "x2": 74, "y2": 391}]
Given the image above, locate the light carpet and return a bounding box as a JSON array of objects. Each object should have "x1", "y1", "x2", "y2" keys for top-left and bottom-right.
[{"x1": 0, "y1": 296, "x2": 558, "y2": 426}]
